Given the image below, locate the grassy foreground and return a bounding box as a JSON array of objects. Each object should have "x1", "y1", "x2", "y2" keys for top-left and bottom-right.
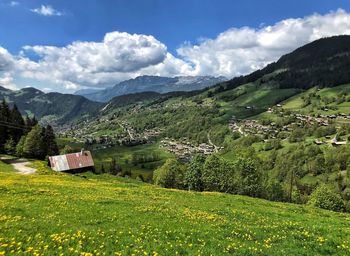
[{"x1": 0, "y1": 167, "x2": 350, "y2": 255}]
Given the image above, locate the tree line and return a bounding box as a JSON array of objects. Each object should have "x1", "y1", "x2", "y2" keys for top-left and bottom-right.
[
  {"x1": 153, "y1": 148, "x2": 349, "y2": 213},
  {"x1": 0, "y1": 100, "x2": 59, "y2": 159}
]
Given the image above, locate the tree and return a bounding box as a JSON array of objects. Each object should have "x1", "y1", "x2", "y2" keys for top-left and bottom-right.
[
  {"x1": 153, "y1": 159, "x2": 186, "y2": 189},
  {"x1": 236, "y1": 157, "x2": 263, "y2": 197},
  {"x1": 308, "y1": 184, "x2": 345, "y2": 212},
  {"x1": 44, "y1": 125, "x2": 59, "y2": 156},
  {"x1": 202, "y1": 155, "x2": 236, "y2": 193},
  {"x1": 16, "y1": 136, "x2": 26, "y2": 157},
  {"x1": 266, "y1": 180, "x2": 285, "y2": 202},
  {"x1": 23, "y1": 125, "x2": 46, "y2": 159},
  {"x1": 0, "y1": 99, "x2": 10, "y2": 152},
  {"x1": 109, "y1": 158, "x2": 122, "y2": 175},
  {"x1": 184, "y1": 154, "x2": 205, "y2": 191},
  {"x1": 23, "y1": 115, "x2": 38, "y2": 133},
  {"x1": 100, "y1": 164, "x2": 105, "y2": 174},
  {"x1": 4, "y1": 137, "x2": 16, "y2": 155},
  {"x1": 10, "y1": 104, "x2": 25, "y2": 143},
  {"x1": 60, "y1": 145, "x2": 75, "y2": 155}
]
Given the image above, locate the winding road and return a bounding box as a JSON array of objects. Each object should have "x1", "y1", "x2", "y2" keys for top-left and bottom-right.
[{"x1": 1, "y1": 157, "x2": 36, "y2": 175}]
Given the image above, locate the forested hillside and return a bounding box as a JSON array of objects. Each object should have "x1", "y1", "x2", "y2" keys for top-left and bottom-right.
[{"x1": 0, "y1": 87, "x2": 102, "y2": 126}]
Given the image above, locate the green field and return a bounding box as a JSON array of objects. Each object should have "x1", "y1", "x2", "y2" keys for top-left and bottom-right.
[
  {"x1": 91, "y1": 143, "x2": 174, "y2": 179},
  {"x1": 0, "y1": 164, "x2": 350, "y2": 255},
  {"x1": 282, "y1": 84, "x2": 350, "y2": 115},
  {"x1": 56, "y1": 138, "x2": 174, "y2": 179}
]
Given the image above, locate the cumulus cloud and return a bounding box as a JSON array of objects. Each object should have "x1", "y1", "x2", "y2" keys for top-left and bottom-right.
[
  {"x1": 177, "y1": 9, "x2": 350, "y2": 77},
  {"x1": 0, "y1": 72, "x2": 17, "y2": 90},
  {"x1": 31, "y1": 5, "x2": 63, "y2": 16},
  {"x1": 0, "y1": 47, "x2": 14, "y2": 71},
  {"x1": 18, "y1": 32, "x2": 169, "y2": 89},
  {"x1": 3, "y1": 9, "x2": 350, "y2": 92}
]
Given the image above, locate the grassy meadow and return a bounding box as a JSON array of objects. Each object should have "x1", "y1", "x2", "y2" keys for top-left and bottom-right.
[
  {"x1": 56, "y1": 138, "x2": 174, "y2": 179},
  {"x1": 1, "y1": 163, "x2": 350, "y2": 256},
  {"x1": 91, "y1": 143, "x2": 174, "y2": 179}
]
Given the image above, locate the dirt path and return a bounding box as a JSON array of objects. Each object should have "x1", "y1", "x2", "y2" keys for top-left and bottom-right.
[
  {"x1": 12, "y1": 160, "x2": 36, "y2": 174},
  {"x1": 1, "y1": 157, "x2": 36, "y2": 174}
]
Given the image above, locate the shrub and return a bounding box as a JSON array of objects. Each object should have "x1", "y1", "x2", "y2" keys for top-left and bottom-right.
[
  {"x1": 153, "y1": 159, "x2": 186, "y2": 189},
  {"x1": 202, "y1": 155, "x2": 236, "y2": 193},
  {"x1": 308, "y1": 184, "x2": 345, "y2": 212},
  {"x1": 184, "y1": 154, "x2": 206, "y2": 191}
]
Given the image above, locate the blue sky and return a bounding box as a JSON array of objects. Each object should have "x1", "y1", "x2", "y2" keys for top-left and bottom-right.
[
  {"x1": 1, "y1": 0, "x2": 349, "y2": 54},
  {"x1": 0, "y1": 0, "x2": 350, "y2": 92}
]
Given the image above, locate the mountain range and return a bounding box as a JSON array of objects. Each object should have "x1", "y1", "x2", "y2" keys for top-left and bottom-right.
[
  {"x1": 1, "y1": 36, "x2": 350, "y2": 127},
  {"x1": 0, "y1": 86, "x2": 103, "y2": 125},
  {"x1": 75, "y1": 75, "x2": 227, "y2": 102}
]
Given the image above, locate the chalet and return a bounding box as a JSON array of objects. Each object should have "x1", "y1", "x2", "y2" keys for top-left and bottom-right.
[{"x1": 49, "y1": 150, "x2": 95, "y2": 173}]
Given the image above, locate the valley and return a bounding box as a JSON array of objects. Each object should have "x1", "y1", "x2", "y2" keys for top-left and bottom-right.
[{"x1": 1, "y1": 35, "x2": 350, "y2": 255}]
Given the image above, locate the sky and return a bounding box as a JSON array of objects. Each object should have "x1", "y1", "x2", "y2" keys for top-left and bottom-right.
[{"x1": 0, "y1": 0, "x2": 350, "y2": 93}]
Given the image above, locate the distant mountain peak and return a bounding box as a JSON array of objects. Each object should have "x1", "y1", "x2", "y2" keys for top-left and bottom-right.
[
  {"x1": 20, "y1": 87, "x2": 44, "y2": 94},
  {"x1": 81, "y1": 75, "x2": 227, "y2": 102},
  {"x1": 0, "y1": 85, "x2": 10, "y2": 91}
]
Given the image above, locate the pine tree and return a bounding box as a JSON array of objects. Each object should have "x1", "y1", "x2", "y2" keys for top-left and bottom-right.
[
  {"x1": 44, "y1": 125, "x2": 59, "y2": 156},
  {"x1": 4, "y1": 137, "x2": 16, "y2": 155},
  {"x1": 10, "y1": 104, "x2": 25, "y2": 144},
  {"x1": 0, "y1": 99, "x2": 10, "y2": 152},
  {"x1": 100, "y1": 164, "x2": 105, "y2": 174}
]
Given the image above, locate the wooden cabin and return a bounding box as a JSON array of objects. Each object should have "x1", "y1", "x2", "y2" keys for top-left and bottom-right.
[{"x1": 49, "y1": 150, "x2": 94, "y2": 173}]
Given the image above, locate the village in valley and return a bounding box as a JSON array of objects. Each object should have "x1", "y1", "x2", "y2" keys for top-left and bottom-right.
[
  {"x1": 229, "y1": 104, "x2": 350, "y2": 147},
  {"x1": 59, "y1": 98, "x2": 350, "y2": 165}
]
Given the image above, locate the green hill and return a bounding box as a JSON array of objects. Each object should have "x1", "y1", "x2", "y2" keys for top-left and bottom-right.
[
  {"x1": 0, "y1": 87, "x2": 103, "y2": 126},
  {"x1": 0, "y1": 166, "x2": 350, "y2": 256}
]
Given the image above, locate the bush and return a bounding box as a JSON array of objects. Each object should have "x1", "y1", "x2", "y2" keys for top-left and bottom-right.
[
  {"x1": 153, "y1": 159, "x2": 186, "y2": 189},
  {"x1": 308, "y1": 184, "x2": 345, "y2": 212},
  {"x1": 202, "y1": 155, "x2": 236, "y2": 193},
  {"x1": 184, "y1": 154, "x2": 206, "y2": 191}
]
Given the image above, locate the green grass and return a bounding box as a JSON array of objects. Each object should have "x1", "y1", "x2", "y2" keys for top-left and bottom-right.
[
  {"x1": 57, "y1": 138, "x2": 173, "y2": 179},
  {"x1": 0, "y1": 158, "x2": 16, "y2": 173},
  {"x1": 91, "y1": 143, "x2": 174, "y2": 179},
  {"x1": 283, "y1": 84, "x2": 350, "y2": 116},
  {"x1": 232, "y1": 88, "x2": 299, "y2": 108},
  {"x1": 0, "y1": 170, "x2": 350, "y2": 255}
]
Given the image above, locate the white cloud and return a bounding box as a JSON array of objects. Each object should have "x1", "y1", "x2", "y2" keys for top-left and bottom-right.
[
  {"x1": 0, "y1": 72, "x2": 17, "y2": 90},
  {"x1": 2, "y1": 9, "x2": 350, "y2": 92},
  {"x1": 177, "y1": 9, "x2": 350, "y2": 77},
  {"x1": 0, "y1": 47, "x2": 14, "y2": 71},
  {"x1": 19, "y1": 32, "x2": 169, "y2": 90},
  {"x1": 9, "y1": 1, "x2": 19, "y2": 7},
  {"x1": 31, "y1": 5, "x2": 63, "y2": 16}
]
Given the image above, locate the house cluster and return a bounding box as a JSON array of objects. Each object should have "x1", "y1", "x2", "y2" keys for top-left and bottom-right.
[
  {"x1": 160, "y1": 138, "x2": 217, "y2": 161},
  {"x1": 62, "y1": 117, "x2": 163, "y2": 148},
  {"x1": 229, "y1": 112, "x2": 336, "y2": 139},
  {"x1": 229, "y1": 119, "x2": 278, "y2": 138}
]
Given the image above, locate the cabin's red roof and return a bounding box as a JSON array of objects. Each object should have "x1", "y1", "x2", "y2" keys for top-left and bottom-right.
[
  {"x1": 65, "y1": 151, "x2": 94, "y2": 170},
  {"x1": 49, "y1": 151, "x2": 94, "y2": 171}
]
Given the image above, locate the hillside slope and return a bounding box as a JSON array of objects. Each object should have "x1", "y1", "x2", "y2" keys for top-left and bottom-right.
[
  {"x1": 220, "y1": 35, "x2": 350, "y2": 92},
  {"x1": 0, "y1": 168, "x2": 349, "y2": 255},
  {"x1": 0, "y1": 87, "x2": 103, "y2": 125}
]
